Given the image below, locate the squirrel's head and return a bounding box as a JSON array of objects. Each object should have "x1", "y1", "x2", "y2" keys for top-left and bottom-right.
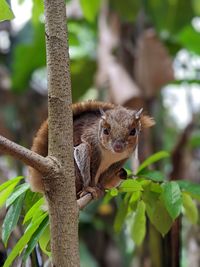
[{"x1": 98, "y1": 106, "x2": 155, "y2": 154}]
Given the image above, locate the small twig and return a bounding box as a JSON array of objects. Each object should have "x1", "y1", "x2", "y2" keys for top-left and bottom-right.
[
  {"x1": 127, "y1": 173, "x2": 137, "y2": 179},
  {"x1": 0, "y1": 135, "x2": 52, "y2": 174},
  {"x1": 77, "y1": 193, "x2": 92, "y2": 210},
  {"x1": 170, "y1": 121, "x2": 195, "y2": 180}
]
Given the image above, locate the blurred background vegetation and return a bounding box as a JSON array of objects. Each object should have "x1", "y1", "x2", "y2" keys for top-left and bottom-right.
[{"x1": 0, "y1": 0, "x2": 200, "y2": 266}]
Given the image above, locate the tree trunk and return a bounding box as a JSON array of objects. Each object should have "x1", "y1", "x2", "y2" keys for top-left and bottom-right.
[{"x1": 44, "y1": 0, "x2": 79, "y2": 266}]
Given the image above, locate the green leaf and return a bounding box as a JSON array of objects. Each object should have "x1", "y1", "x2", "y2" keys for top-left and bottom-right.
[
  {"x1": 129, "y1": 191, "x2": 141, "y2": 204},
  {"x1": 80, "y1": 241, "x2": 98, "y2": 267},
  {"x1": 2, "y1": 194, "x2": 25, "y2": 247},
  {"x1": 23, "y1": 216, "x2": 49, "y2": 261},
  {"x1": 188, "y1": 133, "x2": 200, "y2": 148},
  {"x1": 182, "y1": 192, "x2": 198, "y2": 224},
  {"x1": 102, "y1": 191, "x2": 115, "y2": 204},
  {"x1": 68, "y1": 21, "x2": 97, "y2": 59},
  {"x1": 138, "y1": 179, "x2": 151, "y2": 188},
  {"x1": 142, "y1": 187, "x2": 160, "y2": 204},
  {"x1": 80, "y1": 0, "x2": 101, "y2": 22},
  {"x1": 144, "y1": 0, "x2": 194, "y2": 34},
  {"x1": 6, "y1": 183, "x2": 30, "y2": 207},
  {"x1": 71, "y1": 58, "x2": 97, "y2": 101},
  {"x1": 137, "y1": 151, "x2": 170, "y2": 174},
  {"x1": 177, "y1": 180, "x2": 200, "y2": 200},
  {"x1": 0, "y1": 0, "x2": 15, "y2": 22},
  {"x1": 131, "y1": 201, "x2": 146, "y2": 245},
  {"x1": 38, "y1": 224, "x2": 51, "y2": 257},
  {"x1": 139, "y1": 169, "x2": 165, "y2": 182},
  {"x1": 0, "y1": 176, "x2": 23, "y2": 192},
  {"x1": 0, "y1": 179, "x2": 23, "y2": 208},
  {"x1": 65, "y1": 21, "x2": 97, "y2": 100},
  {"x1": 32, "y1": 0, "x2": 44, "y2": 25},
  {"x1": 18, "y1": 0, "x2": 25, "y2": 4},
  {"x1": 169, "y1": 79, "x2": 200, "y2": 86},
  {"x1": 12, "y1": 23, "x2": 46, "y2": 92},
  {"x1": 119, "y1": 179, "x2": 142, "y2": 192},
  {"x1": 3, "y1": 213, "x2": 47, "y2": 267},
  {"x1": 177, "y1": 25, "x2": 200, "y2": 55},
  {"x1": 143, "y1": 189, "x2": 172, "y2": 236},
  {"x1": 110, "y1": 188, "x2": 118, "y2": 197},
  {"x1": 150, "y1": 182, "x2": 163, "y2": 193},
  {"x1": 147, "y1": 200, "x2": 173, "y2": 236},
  {"x1": 161, "y1": 182, "x2": 182, "y2": 220},
  {"x1": 193, "y1": 0, "x2": 200, "y2": 15},
  {"x1": 114, "y1": 201, "x2": 128, "y2": 233},
  {"x1": 23, "y1": 190, "x2": 41, "y2": 214},
  {"x1": 110, "y1": 0, "x2": 141, "y2": 22},
  {"x1": 23, "y1": 197, "x2": 44, "y2": 224}
]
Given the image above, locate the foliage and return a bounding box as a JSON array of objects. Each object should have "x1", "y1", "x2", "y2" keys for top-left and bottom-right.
[
  {"x1": 80, "y1": 0, "x2": 101, "y2": 22},
  {"x1": 144, "y1": 0, "x2": 194, "y2": 35},
  {"x1": 1, "y1": 0, "x2": 200, "y2": 266},
  {"x1": 1, "y1": 0, "x2": 199, "y2": 98},
  {"x1": 11, "y1": 22, "x2": 46, "y2": 92},
  {"x1": 1, "y1": 151, "x2": 200, "y2": 266},
  {"x1": 0, "y1": 176, "x2": 48, "y2": 267},
  {"x1": 0, "y1": 0, "x2": 14, "y2": 22},
  {"x1": 110, "y1": 0, "x2": 141, "y2": 22}
]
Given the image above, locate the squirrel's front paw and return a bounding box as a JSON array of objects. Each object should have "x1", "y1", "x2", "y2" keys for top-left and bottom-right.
[{"x1": 79, "y1": 186, "x2": 104, "y2": 199}]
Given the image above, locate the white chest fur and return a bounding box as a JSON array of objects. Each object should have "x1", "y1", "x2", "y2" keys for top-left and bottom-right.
[{"x1": 94, "y1": 148, "x2": 130, "y2": 184}]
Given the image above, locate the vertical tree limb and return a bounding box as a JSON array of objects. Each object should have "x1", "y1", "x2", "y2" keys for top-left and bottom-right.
[{"x1": 44, "y1": 0, "x2": 79, "y2": 266}]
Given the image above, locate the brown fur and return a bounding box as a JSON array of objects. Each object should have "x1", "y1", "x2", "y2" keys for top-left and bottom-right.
[
  {"x1": 28, "y1": 100, "x2": 154, "y2": 195},
  {"x1": 140, "y1": 114, "x2": 155, "y2": 129},
  {"x1": 72, "y1": 100, "x2": 115, "y2": 118}
]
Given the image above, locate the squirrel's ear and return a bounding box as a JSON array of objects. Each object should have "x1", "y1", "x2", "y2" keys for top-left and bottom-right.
[
  {"x1": 135, "y1": 108, "x2": 143, "y2": 120},
  {"x1": 140, "y1": 115, "x2": 155, "y2": 129},
  {"x1": 134, "y1": 108, "x2": 155, "y2": 128},
  {"x1": 99, "y1": 108, "x2": 106, "y2": 120}
]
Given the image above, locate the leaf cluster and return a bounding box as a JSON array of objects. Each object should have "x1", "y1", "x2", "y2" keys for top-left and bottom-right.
[
  {"x1": 0, "y1": 150, "x2": 200, "y2": 265},
  {"x1": 1, "y1": 0, "x2": 200, "y2": 98},
  {"x1": 0, "y1": 177, "x2": 48, "y2": 267},
  {"x1": 106, "y1": 151, "x2": 200, "y2": 245}
]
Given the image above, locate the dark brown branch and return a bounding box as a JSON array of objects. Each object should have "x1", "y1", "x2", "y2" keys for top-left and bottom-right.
[
  {"x1": 170, "y1": 121, "x2": 194, "y2": 180},
  {"x1": 0, "y1": 134, "x2": 52, "y2": 174},
  {"x1": 169, "y1": 121, "x2": 195, "y2": 267}
]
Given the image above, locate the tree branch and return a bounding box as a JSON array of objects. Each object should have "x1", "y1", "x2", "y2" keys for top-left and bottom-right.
[
  {"x1": 77, "y1": 193, "x2": 92, "y2": 210},
  {"x1": 0, "y1": 133, "x2": 93, "y2": 211},
  {"x1": 0, "y1": 134, "x2": 52, "y2": 174},
  {"x1": 170, "y1": 121, "x2": 194, "y2": 180}
]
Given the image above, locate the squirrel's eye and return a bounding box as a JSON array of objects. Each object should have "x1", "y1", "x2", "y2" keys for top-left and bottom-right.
[
  {"x1": 129, "y1": 128, "x2": 136, "y2": 136},
  {"x1": 103, "y1": 128, "x2": 109, "y2": 135}
]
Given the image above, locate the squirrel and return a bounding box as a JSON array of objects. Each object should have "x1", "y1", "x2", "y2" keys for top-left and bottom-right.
[{"x1": 28, "y1": 100, "x2": 155, "y2": 198}]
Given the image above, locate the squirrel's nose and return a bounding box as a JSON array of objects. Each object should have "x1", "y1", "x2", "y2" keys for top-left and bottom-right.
[{"x1": 113, "y1": 140, "x2": 125, "y2": 153}]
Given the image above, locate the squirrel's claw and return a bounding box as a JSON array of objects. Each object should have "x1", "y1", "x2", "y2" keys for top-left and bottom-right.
[{"x1": 79, "y1": 186, "x2": 104, "y2": 199}]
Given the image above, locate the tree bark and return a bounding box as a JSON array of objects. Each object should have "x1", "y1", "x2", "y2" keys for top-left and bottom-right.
[
  {"x1": 0, "y1": 0, "x2": 93, "y2": 265},
  {"x1": 0, "y1": 135, "x2": 51, "y2": 173},
  {"x1": 43, "y1": 0, "x2": 79, "y2": 266}
]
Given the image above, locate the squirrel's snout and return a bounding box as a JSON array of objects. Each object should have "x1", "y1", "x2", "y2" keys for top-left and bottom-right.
[{"x1": 113, "y1": 140, "x2": 125, "y2": 153}]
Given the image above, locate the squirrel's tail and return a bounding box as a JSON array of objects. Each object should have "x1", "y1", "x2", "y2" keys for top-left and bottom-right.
[
  {"x1": 72, "y1": 100, "x2": 115, "y2": 119},
  {"x1": 28, "y1": 120, "x2": 48, "y2": 193}
]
